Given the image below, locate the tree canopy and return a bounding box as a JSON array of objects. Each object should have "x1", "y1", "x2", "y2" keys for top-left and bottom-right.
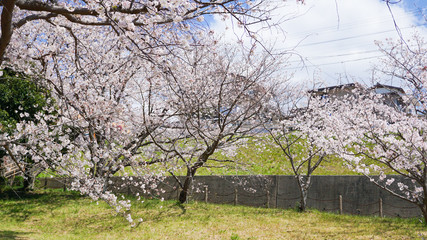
[{"x1": 0, "y1": 68, "x2": 53, "y2": 134}]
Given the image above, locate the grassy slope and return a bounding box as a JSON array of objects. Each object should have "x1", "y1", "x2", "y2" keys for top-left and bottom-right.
[
  {"x1": 194, "y1": 138, "x2": 357, "y2": 176},
  {"x1": 38, "y1": 135, "x2": 386, "y2": 178},
  {"x1": 0, "y1": 190, "x2": 425, "y2": 239},
  {"x1": 188, "y1": 136, "x2": 396, "y2": 176}
]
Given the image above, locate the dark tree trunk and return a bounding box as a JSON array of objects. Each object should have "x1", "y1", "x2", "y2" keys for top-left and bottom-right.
[
  {"x1": 421, "y1": 206, "x2": 427, "y2": 225},
  {"x1": 21, "y1": 165, "x2": 44, "y2": 191},
  {"x1": 178, "y1": 168, "x2": 197, "y2": 203},
  {"x1": 176, "y1": 147, "x2": 215, "y2": 203},
  {"x1": 420, "y1": 192, "x2": 427, "y2": 224},
  {"x1": 22, "y1": 174, "x2": 34, "y2": 191},
  {"x1": 0, "y1": 0, "x2": 17, "y2": 64}
]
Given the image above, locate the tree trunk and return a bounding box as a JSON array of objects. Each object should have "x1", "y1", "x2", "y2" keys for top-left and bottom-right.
[
  {"x1": 178, "y1": 168, "x2": 197, "y2": 203},
  {"x1": 21, "y1": 164, "x2": 44, "y2": 191},
  {"x1": 296, "y1": 175, "x2": 311, "y2": 212},
  {"x1": 22, "y1": 174, "x2": 34, "y2": 191},
  {"x1": 419, "y1": 201, "x2": 427, "y2": 224},
  {"x1": 299, "y1": 189, "x2": 308, "y2": 212},
  {"x1": 177, "y1": 149, "x2": 213, "y2": 203},
  {"x1": 0, "y1": 0, "x2": 17, "y2": 64},
  {"x1": 421, "y1": 192, "x2": 427, "y2": 224}
]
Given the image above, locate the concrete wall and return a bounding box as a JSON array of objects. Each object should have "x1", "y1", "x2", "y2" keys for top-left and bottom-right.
[{"x1": 37, "y1": 175, "x2": 421, "y2": 218}]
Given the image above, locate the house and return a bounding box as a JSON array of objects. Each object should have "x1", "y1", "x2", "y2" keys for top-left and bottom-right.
[
  {"x1": 370, "y1": 83, "x2": 407, "y2": 112},
  {"x1": 309, "y1": 83, "x2": 413, "y2": 113},
  {"x1": 308, "y1": 83, "x2": 363, "y2": 100}
]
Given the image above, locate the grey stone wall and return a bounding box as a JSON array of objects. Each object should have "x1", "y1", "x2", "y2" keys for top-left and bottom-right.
[{"x1": 37, "y1": 175, "x2": 422, "y2": 218}]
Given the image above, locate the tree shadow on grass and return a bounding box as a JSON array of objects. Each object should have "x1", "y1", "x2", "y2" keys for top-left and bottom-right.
[
  {"x1": 0, "y1": 189, "x2": 82, "y2": 201},
  {"x1": 0, "y1": 230, "x2": 32, "y2": 239},
  {"x1": 174, "y1": 201, "x2": 187, "y2": 216},
  {"x1": 0, "y1": 190, "x2": 83, "y2": 222},
  {"x1": 137, "y1": 200, "x2": 187, "y2": 224}
]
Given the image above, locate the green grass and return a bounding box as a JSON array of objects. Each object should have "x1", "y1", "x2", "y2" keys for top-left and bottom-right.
[
  {"x1": 117, "y1": 137, "x2": 358, "y2": 177},
  {"x1": 190, "y1": 138, "x2": 358, "y2": 176},
  {"x1": 0, "y1": 190, "x2": 425, "y2": 239},
  {"x1": 160, "y1": 136, "x2": 396, "y2": 176}
]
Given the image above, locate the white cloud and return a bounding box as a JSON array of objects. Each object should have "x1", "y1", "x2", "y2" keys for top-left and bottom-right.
[{"x1": 212, "y1": 0, "x2": 427, "y2": 89}]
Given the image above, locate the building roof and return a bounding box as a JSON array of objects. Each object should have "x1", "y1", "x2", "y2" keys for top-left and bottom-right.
[
  {"x1": 308, "y1": 83, "x2": 362, "y2": 95},
  {"x1": 309, "y1": 82, "x2": 405, "y2": 95},
  {"x1": 370, "y1": 83, "x2": 405, "y2": 94}
]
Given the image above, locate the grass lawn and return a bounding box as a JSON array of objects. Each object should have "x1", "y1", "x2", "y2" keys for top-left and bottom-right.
[{"x1": 0, "y1": 190, "x2": 425, "y2": 239}]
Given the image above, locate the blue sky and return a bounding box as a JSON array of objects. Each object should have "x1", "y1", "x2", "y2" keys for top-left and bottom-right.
[
  {"x1": 392, "y1": 0, "x2": 426, "y2": 24},
  {"x1": 400, "y1": 0, "x2": 427, "y2": 12},
  {"x1": 212, "y1": 0, "x2": 427, "y2": 90}
]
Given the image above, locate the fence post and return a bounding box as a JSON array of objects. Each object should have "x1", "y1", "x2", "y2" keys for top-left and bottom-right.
[
  {"x1": 267, "y1": 190, "x2": 270, "y2": 208},
  {"x1": 275, "y1": 176, "x2": 279, "y2": 208},
  {"x1": 339, "y1": 195, "x2": 343, "y2": 215},
  {"x1": 205, "y1": 185, "x2": 208, "y2": 204},
  {"x1": 234, "y1": 188, "x2": 238, "y2": 206},
  {"x1": 379, "y1": 198, "x2": 383, "y2": 218}
]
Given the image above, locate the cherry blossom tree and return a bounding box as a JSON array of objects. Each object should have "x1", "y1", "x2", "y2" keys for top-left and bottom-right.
[
  {"x1": 306, "y1": 35, "x2": 427, "y2": 221},
  {"x1": 263, "y1": 98, "x2": 330, "y2": 211},
  {"x1": 0, "y1": 41, "x2": 168, "y2": 222},
  {"x1": 143, "y1": 43, "x2": 283, "y2": 203},
  {"x1": 1, "y1": 0, "x2": 288, "y2": 69},
  {"x1": 0, "y1": 0, "x2": 296, "y2": 223}
]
